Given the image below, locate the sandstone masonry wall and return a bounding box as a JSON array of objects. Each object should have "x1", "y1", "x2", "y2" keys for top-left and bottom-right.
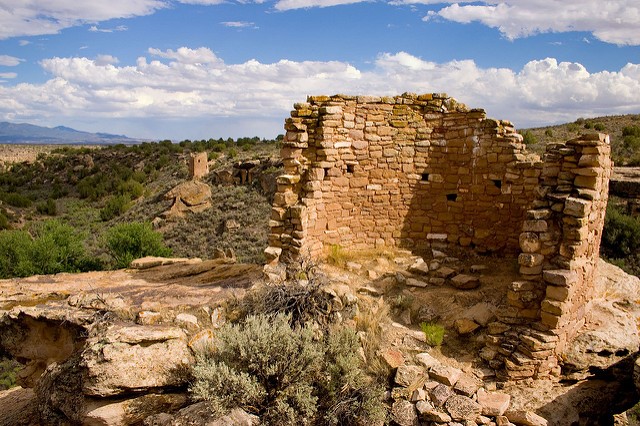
[
  {"x1": 265, "y1": 93, "x2": 612, "y2": 380},
  {"x1": 485, "y1": 134, "x2": 612, "y2": 380},
  {"x1": 266, "y1": 93, "x2": 541, "y2": 263},
  {"x1": 188, "y1": 152, "x2": 208, "y2": 179}
]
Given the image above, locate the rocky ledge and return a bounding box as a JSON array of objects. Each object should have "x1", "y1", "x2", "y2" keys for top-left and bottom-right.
[{"x1": 0, "y1": 254, "x2": 639, "y2": 425}]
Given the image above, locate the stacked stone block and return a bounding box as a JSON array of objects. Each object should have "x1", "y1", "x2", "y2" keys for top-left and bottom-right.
[
  {"x1": 267, "y1": 94, "x2": 613, "y2": 382},
  {"x1": 485, "y1": 133, "x2": 612, "y2": 380},
  {"x1": 188, "y1": 152, "x2": 208, "y2": 180},
  {"x1": 266, "y1": 93, "x2": 541, "y2": 263}
]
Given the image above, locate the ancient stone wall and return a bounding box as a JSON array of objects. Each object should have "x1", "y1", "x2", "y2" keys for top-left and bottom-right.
[
  {"x1": 486, "y1": 134, "x2": 612, "y2": 380},
  {"x1": 265, "y1": 93, "x2": 541, "y2": 263},
  {"x1": 188, "y1": 152, "x2": 208, "y2": 179},
  {"x1": 265, "y1": 93, "x2": 612, "y2": 380}
]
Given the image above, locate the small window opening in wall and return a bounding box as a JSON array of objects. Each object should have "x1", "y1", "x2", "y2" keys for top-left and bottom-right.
[
  {"x1": 324, "y1": 168, "x2": 330, "y2": 180},
  {"x1": 446, "y1": 193, "x2": 457, "y2": 202},
  {"x1": 492, "y1": 179, "x2": 502, "y2": 189},
  {"x1": 421, "y1": 173, "x2": 430, "y2": 181},
  {"x1": 346, "y1": 164, "x2": 355, "y2": 174}
]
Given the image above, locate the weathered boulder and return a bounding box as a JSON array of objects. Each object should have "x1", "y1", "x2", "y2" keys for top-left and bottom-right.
[
  {"x1": 394, "y1": 365, "x2": 425, "y2": 387},
  {"x1": 429, "y1": 383, "x2": 453, "y2": 407},
  {"x1": 391, "y1": 399, "x2": 418, "y2": 426},
  {"x1": 477, "y1": 388, "x2": 511, "y2": 416},
  {"x1": 35, "y1": 324, "x2": 193, "y2": 424},
  {"x1": 453, "y1": 373, "x2": 481, "y2": 397},
  {"x1": 82, "y1": 325, "x2": 192, "y2": 397},
  {"x1": 144, "y1": 403, "x2": 260, "y2": 426},
  {"x1": 378, "y1": 348, "x2": 405, "y2": 369},
  {"x1": 505, "y1": 409, "x2": 548, "y2": 426},
  {"x1": 164, "y1": 180, "x2": 212, "y2": 217},
  {"x1": 564, "y1": 260, "x2": 640, "y2": 373},
  {"x1": 429, "y1": 364, "x2": 462, "y2": 386},
  {"x1": 415, "y1": 352, "x2": 439, "y2": 369},
  {"x1": 0, "y1": 387, "x2": 38, "y2": 426},
  {"x1": 454, "y1": 318, "x2": 480, "y2": 335},
  {"x1": 450, "y1": 274, "x2": 480, "y2": 290},
  {"x1": 0, "y1": 307, "x2": 92, "y2": 387},
  {"x1": 83, "y1": 393, "x2": 188, "y2": 425},
  {"x1": 445, "y1": 394, "x2": 481, "y2": 421},
  {"x1": 130, "y1": 256, "x2": 202, "y2": 270},
  {"x1": 408, "y1": 258, "x2": 430, "y2": 275},
  {"x1": 416, "y1": 400, "x2": 451, "y2": 422}
]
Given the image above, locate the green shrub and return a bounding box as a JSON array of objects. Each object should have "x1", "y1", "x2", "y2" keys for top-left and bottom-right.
[
  {"x1": 389, "y1": 293, "x2": 414, "y2": 314},
  {"x1": 622, "y1": 125, "x2": 640, "y2": 137},
  {"x1": 594, "y1": 123, "x2": 605, "y2": 131},
  {"x1": 191, "y1": 313, "x2": 321, "y2": 424},
  {"x1": 104, "y1": 222, "x2": 171, "y2": 268},
  {"x1": 318, "y1": 326, "x2": 386, "y2": 425},
  {"x1": 190, "y1": 314, "x2": 384, "y2": 426},
  {"x1": 118, "y1": 179, "x2": 144, "y2": 199},
  {"x1": 130, "y1": 170, "x2": 147, "y2": 183},
  {"x1": 29, "y1": 220, "x2": 87, "y2": 275},
  {"x1": 520, "y1": 130, "x2": 537, "y2": 145},
  {"x1": 602, "y1": 203, "x2": 640, "y2": 259},
  {"x1": 0, "y1": 230, "x2": 34, "y2": 277},
  {"x1": 567, "y1": 123, "x2": 580, "y2": 132},
  {"x1": 602, "y1": 203, "x2": 640, "y2": 276},
  {"x1": 0, "y1": 192, "x2": 32, "y2": 208},
  {"x1": 154, "y1": 154, "x2": 170, "y2": 170},
  {"x1": 100, "y1": 194, "x2": 131, "y2": 221},
  {"x1": 0, "y1": 220, "x2": 88, "y2": 278},
  {"x1": 544, "y1": 129, "x2": 553, "y2": 137},
  {"x1": 0, "y1": 358, "x2": 19, "y2": 390},
  {"x1": 0, "y1": 210, "x2": 9, "y2": 230},
  {"x1": 36, "y1": 198, "x2": 57, "y2": 216},
  {"x1": 326, "y1": 244, "x2": 348, "y2": 267},
  {"x1": 420, "y1": 322, "x2": 445, "y2": 346}
]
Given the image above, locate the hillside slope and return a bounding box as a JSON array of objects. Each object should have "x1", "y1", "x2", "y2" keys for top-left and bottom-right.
[
  {"x1": 0, "y1": 139, "x2": 281, "y2": 267},
  {"x1": 521, "y1": 113, "x2": 640, "y2": 165}
]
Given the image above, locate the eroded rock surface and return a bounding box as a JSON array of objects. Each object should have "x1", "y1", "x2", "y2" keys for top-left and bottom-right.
[
  {"x1": 0, "y1": 258, "x2": 262, "y2": 425},
  {"x1": 1, "y1": 252, "x2": 639, "y2": 425},
  {"x1": 164, "y1": 179, "x2": 212, "y2": 217}
]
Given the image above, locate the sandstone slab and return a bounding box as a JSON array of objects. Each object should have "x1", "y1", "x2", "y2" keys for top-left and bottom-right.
[
  {"x1": 445, "y1": 394, "x2": 481, "y2": 421},
  {"x1": 450, "y1": 274, "x2": 480, "y2": 290}
]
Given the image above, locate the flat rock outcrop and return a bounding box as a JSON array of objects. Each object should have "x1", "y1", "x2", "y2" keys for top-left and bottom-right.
[
  {"x1": 164, "y1": 179, "x2": 212, "y2": 217},
  {"x1": 0, "y1": 257, "x2": 263, "y2": 425}
]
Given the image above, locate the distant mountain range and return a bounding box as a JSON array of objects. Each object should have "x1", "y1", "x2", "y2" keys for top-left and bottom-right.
[{"x1": 0, "y1": 122, "x2": 141, "y2": 144}]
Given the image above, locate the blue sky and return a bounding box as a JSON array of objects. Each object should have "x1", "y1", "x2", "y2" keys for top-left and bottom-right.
[{"x1": 0, "y1": 1, "x2": 639, "y2": 140}]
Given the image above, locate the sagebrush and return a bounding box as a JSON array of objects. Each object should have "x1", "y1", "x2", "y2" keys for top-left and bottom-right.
[
  {"x1": 0, "y1": 220, "x2": 89, "y2": 278},
  {"x1": 191, "y1": 313, "x2": 385, "y2": 426},
  {"x1": 104, "y1": 221, "x2": 172, "y2": 268}
]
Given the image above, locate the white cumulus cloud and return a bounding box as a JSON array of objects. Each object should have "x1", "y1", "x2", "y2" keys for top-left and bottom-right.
[
  {"x1": 94, "y1": 55, "x2": 120, "y2": 66},
  {"x1": 412, "y1": 0, "x2": 640, "y2": 46},
  {"x1": 0, "y1": 55, "x2": 24, "y2": 66},
  {"x1": 274, "y1": 0, "x2": 368, "y2": 11},
  {"x1": 89, "y1": 25, "x2": 128, "y2": 33},
  {"x1": 0, "y1": 0, "x2": 165, "y2": 39},
  {"x1": 221, "y1": 21, "x2": 258, "y2": 28},
  {"x1": 0, "y1": 47, "x2": 638, "y2": 139}
]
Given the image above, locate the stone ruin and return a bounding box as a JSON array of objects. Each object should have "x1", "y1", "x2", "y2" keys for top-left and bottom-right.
[
  {"x1": 162, "y1": 152, "x2": 211, "y2": 218},
  {"x1": 188, "y1": 151, "x2": 209, "y2": 179},
  {"x1": 265, "y1": 93, "x2": 612, "y2": 381}
]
